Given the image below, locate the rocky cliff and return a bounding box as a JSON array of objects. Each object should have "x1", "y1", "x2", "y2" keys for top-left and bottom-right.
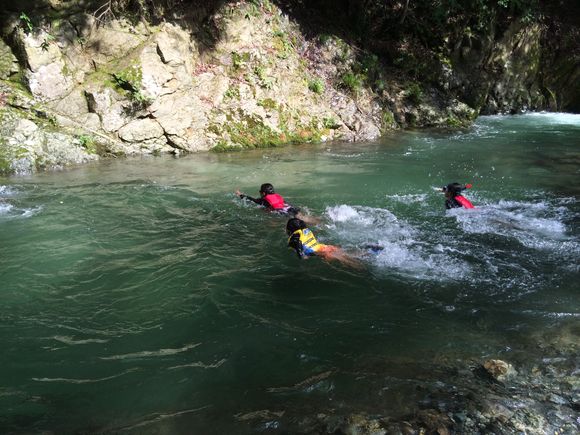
[{"x1": 0, "y1": 0, "x2": 577, "y2": 174}]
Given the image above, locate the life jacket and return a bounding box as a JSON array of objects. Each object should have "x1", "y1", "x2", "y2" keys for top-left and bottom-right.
[
  {"x1": 288, "y1": 228, "x2": 322, "y2": 256},
  {"x1": 454, "y1": 195, "x2": 475, "y2": 209},
  {"x1": 263, "y1": 193, "x2": 286, "y2": 210}
]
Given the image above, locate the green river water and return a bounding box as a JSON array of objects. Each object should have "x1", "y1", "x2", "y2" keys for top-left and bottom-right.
[{"x1": 1, "y1": 113, "x2": 579, "y2": 433}]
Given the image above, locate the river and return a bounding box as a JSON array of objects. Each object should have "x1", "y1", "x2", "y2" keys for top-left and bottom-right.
[{"x1": 1, "y1": 113, "x2": 579, "y2": 433}]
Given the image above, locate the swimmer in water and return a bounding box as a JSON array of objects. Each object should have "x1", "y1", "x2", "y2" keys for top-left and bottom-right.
[
  {"x1": 236, "y1": 183, "x2": 319, "y2": 225},
  {"x1": 286, "y1": 218, "x2": 362, "y2": 268},
  {"x1": 442, "y1": 182, "x2": 475, "y2": 209}
]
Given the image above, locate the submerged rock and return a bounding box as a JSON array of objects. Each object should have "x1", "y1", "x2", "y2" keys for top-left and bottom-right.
[{"x1": 483, "y1": 359, "x2": 517, "y2": 382}]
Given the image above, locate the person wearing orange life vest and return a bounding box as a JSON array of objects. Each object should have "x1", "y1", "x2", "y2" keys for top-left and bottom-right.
[
  {"x1": 442, "y1": 182, "x2": 475, "y2": 209},
  {"x1": 236, "y1": 183, "x2": 320, "y2": 224},
  {"x1": 286, "y1": 218, "x2": 361, "y2": 267}
]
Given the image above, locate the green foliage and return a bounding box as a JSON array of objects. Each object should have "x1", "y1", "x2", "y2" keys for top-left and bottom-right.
[
  {"x1": 318, "y1": 34, "x2": 332, "y2": 45},
  {"x1": 254, "y1": 65, "x2": 266, "y2": 81},
  {"x1": 253, "y1": 64, "x2": 274, "y2": 89},
  {"x1": 405, "y1": 82, "x2": 423, "y2": 104},
  {"x1": 112, "y1": 64, "x2": 151, "y2": 108},
  {"x1": 323, "y1": 117, "x2": 340, "y2": 129},
  {"x1": 212, "y1": 113, "x2": 284, "y2": 150},
  {"x1": 381, "y1": 110, "x2": 396, "y2": 131},
  {"x1": 40, "y1": 34, "x2": 55, "y2": 52},
  {"x1": 341, "y1": 72, "x2": 364, "y2": 94},
  {"x1": 77, "y1": 134, "x2": 97, "y2": 154},
  {"x1": 211, "y1": 107, "x2": 326, "y2": 152},
  {"x1": 248, "y1": 0, "x2": 273, "y2": 13},
  {"x1": 273, "y1": 31, "x2": 294, "y2": 59},
  {"x1": 231, "y1": 51, "x2": 250, "y2": 71},
  {"x1": 445, "y1": 115, "x2": 463, "y2": 128},
  {"x1": 19, "y1": 13, "x2": 33, "y2": 34},
  {"x1": 224, "y1": 86, "x2": 240, "y2": 100},
  {"x1": 257, "y1": 98, "x2": 278, "y2": 110},
  {"x1": 308, "y1": 78, "x2": 325, "y2": 94},
  {"x1": 0, "y1": 141, "x2": 10, "y2": 174}
]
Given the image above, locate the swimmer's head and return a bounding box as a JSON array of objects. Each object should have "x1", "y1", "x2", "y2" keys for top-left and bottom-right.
[
  {"x1": 286, "y1": 218, "x2": 306, "y2": 235},
  {"x1": 442, "y1": 182, "x2": 471, "y2": 197},
  {"x1": 260, "y1": 183, "x2": 275, "y2": 196}
]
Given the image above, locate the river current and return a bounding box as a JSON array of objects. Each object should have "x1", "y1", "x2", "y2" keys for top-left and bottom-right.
[{"x1": 1, "y1": 113, "x2": 579, "y2": 433}]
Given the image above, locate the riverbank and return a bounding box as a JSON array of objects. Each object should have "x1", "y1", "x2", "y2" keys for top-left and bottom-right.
[{"x1": 1, "y1": 0, "x2": 578, "y2": 175}]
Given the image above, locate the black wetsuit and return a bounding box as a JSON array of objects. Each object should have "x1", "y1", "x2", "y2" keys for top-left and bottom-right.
[
  {"x1": 445, "y1": 197, "x2": 462, "y2": 209},
  {"x1": 239, "y1": 194, "x2": 300, "y2": 216}
]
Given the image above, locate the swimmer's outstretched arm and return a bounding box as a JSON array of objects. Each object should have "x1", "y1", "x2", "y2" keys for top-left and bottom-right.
[
  {"x1": 288, "y1": 234, "x2": 307, "y2": 259},
  {"x1": 235, "y1": 189, "x2": 267, "y2": 206}
]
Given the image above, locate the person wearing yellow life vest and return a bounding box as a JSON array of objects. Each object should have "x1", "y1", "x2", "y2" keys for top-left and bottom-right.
[
  {"x1": 286, "y1": 218, "x2": 362, "y2": 267},
  {"x1": 235, "y1": 183, "x2": 320, "y2": 225}
]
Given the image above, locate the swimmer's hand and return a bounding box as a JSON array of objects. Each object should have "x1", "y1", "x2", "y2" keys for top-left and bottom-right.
[{"x1": 235, "y1": 189, "x2": 242, "y2": 197}]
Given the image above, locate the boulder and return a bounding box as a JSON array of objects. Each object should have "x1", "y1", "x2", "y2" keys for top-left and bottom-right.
[
  {"x1": 483, "y1": 359, "x2": 517, "y2": 382},
  {"x1": 139, "y1": 44, "x2": 174, "y2": 99},
  {"x1": 150, "y1": 90, "x2": 209, "y2": 151},
  {"x1": 86, "y1": 20, "x2": 146, "y2": 62},
  {"x1": 118, "y1": 118, "x2": 165, "y2": 143},
  {"x1": 1, "y1": 116, "x2": 97, "y2": 173},
  {"x1": 85, "y1": 87, "x2": 131, "y2": 133},
  {"x1": 16, "y1": 30, "x2": 74, "y2": 101}
]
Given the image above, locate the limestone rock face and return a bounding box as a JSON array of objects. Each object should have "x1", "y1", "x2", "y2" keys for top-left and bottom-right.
[
  {"x1": 117, "y1": 118, "x2": 170, "y2": 154},
  {"x1": 85, "y1": 88, "x2": 131, "y2": 133},
  {"x1": 86, "y1": 20, "x2": 147, "y2": 62},
  {"x1": 17, "y1": 30, "x2": 74, "y2": 101},
  {"x1": 0, "y1": 39, "x2": 18, "y2": 79},
  {"x1": 0, "y1": 114, "x2": 97, "y2": 173},
  {"x1": 449, "y1": 22, "x2": 553, "y2": 114},
  {"x1": 1, "y1": 0, "x2": 573, "y2": 175},
  {"x1": 150, "y1": 90, "x2": 208, "y2": 151},
  {"x1": 117, "y1": 118, "x2": 163, "y2": 143}
]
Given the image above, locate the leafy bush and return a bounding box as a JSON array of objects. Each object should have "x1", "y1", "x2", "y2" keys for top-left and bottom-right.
[
  {"x1": 231, "y1": 52, "x2": 250, "y2": 71},
  {"x1": 112, "y1": 64, "x2": 151, "y2": 108},
  {"x1": 405, "y1": 83, "x2": 423, "y2": 104},
  {"x1": 77, "y1": 135, "x2": 97, "y2": 154},
  {"x1": 341, "y1": 72, "x2": 364, "y2": 94},
  {"x1": 308, "y1": 78, "x2": 325, "y2": 94},
  {"x1": 323, "y1": 117, "x2": 340, "y2": 129},
  {"x1": 224, "y1": 86, "x2": 240, "y2": 100}
]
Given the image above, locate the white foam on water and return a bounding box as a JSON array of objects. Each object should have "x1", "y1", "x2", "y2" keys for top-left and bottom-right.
[
  {"x1": 0, "y1": 203, "x2": 42, "y2": 219},
  {"x1": 385, "y1": 193, "x2": 429, "y2": 204},
  {"x1": 100, "y1": 342, "x2": 201, "y2": 360},
  {"x1": 450, "y1": 199, "x2": 574, "y2": 252},
  {"x1": 325, "y1": 205, "x2": 470, "y2": 281},
  {"x1": 52, "y1": 335, "x2": 109, "y2": 345},
  {"x1": 0, "y1": 185, "x2": 18, "y2": 196},
  {"x1": 21, "y1": 206, "x2": 42, "y2": 218},
  {"x1": 0, "y1": 203, "x2": 14, "y2": 215},
  {"x1": 325, "y1": 152, "x2": 364, "y2": 158},
  {"x1": 521, "y1": 112, "x2": 580, "y2": 126}
]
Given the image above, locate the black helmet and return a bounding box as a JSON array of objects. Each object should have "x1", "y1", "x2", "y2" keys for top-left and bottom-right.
[
  {"x1": 442, "y1": 182, "x2": 464, "y2": 195},
  {"x1": 286, "y1": 218, "x2": 306, "y2": 235},
  {"x1": 260, "y1": 183, "x2": 275, "y2": 195}
]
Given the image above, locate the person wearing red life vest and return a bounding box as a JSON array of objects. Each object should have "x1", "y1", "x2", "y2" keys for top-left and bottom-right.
[
  {"x1": 236, "y1": 183, "x2": 298, "y2": 213},
  {"x1": 236, "y1": 183, "x2": 320, "y2": 224},
  {"x1": 442, "y1": 182, "x2": 475, "y2": 209}
]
